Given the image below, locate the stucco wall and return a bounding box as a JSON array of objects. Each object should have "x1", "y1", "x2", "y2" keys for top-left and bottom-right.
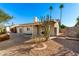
[
  {"x1": 16, "y1": 27, "x2": 32, "y2": 34},
  {"x1": 50, "y1": 25, "x2": 54, "y2": 36},
  {"x1": 16, "y1": 21, "x2": 59, "y2": 36},
  {"x1": 54, "y1": 22, "x2": 59, "y2": 35}
]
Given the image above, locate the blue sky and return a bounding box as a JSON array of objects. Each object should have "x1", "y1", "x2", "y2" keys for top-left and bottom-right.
[{"x1": 0, "y1": 3, "x2": 79, "y2": 27}]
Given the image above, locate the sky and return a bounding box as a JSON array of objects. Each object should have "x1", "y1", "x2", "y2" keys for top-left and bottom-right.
[{"x1": 0, "y1": 3, "x2": 79, "y2": 27}]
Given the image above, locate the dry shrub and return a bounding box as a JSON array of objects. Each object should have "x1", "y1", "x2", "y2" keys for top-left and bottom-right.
[{"x1": 0, "y1": 34, "x2": 10, "y2": 41}]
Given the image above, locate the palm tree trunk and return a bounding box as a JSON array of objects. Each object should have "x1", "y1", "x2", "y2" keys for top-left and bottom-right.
[
  {"x1": 50, "y1": 12, "x2": 51, "y2": 21},
  {"x1": 60, "y1": 9, "x2": 62, "y2": 25},
  {"x1": 59, "y1": 9, "x2": 62, "y2": 32}
]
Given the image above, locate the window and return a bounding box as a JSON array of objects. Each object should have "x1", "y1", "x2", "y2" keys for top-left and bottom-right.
[{"x1": 27, "y1": 28, "x2": 30, "y2": 31}]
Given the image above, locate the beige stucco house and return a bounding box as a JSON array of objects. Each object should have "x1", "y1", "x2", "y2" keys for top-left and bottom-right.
[{"x1": 11, "y1": 17, "x2": 59, "y2": 36}]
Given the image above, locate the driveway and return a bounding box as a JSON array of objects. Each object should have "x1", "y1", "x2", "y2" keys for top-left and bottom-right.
[
  {"x1": 0, "y1": 33, "x2": 31, "y2": 50},
  {"x1": 52, "y1": 37, "x2": 79, "y2": 53}
]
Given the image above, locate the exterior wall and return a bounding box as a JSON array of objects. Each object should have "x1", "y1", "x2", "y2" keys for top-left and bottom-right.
[
  {"x1": 24, "y1": 27, "x2": 32, "y2": 34},
  {"x1": 49, "y1": 22, "x2": 59, "y2": 36},
  {"x1": 32, "y1": 26, "x2": 41, "y2": 36},
  {"x1": 17, "y1": 27, "x2": 22, "y2": 33},
  {"x1": 16, "y1": 27, "x2": 32, "y2": 34},
  {"x1": 6, "y1": 26, "x2": 11, "y2": 33},
  {"x1": 54, "y1": 22, "x2": 59, "y2": 35},
  {"x1": 16, "y1": 21, "x2": 59, "y2": 36}
]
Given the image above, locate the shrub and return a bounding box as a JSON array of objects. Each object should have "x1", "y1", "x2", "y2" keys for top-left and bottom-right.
[{"x1": 0, "y1": 34, "x2": 10, "y2": 41}]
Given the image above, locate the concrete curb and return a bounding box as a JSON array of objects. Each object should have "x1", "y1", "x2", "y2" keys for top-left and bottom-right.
[{"x1": 50, "y1": 36, "x2": 79, "y2": 41}]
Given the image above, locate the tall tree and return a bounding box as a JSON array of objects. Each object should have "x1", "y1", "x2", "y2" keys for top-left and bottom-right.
[
  {"x1": 59, "y1": 4, "x2": 64, "y2": 25},
  {"x1": 49, "y1": 5, "x2": 53, "y2": 20},
  {"x1": 0, "y1": 9, "x2": 13, "y2": 23}
]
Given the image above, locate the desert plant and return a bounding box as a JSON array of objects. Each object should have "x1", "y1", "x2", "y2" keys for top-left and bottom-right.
[{"x1": 44, "y1": 20, "x2": 50, "y2": 41}]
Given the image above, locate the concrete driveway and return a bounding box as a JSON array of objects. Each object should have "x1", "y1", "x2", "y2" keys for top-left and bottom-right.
[
  {"x1": 0, "y1": 33, "x2": 32, "y2": 50},
  {"x1": 52, "y1": 37, "x2": 79, "y2": 53}
]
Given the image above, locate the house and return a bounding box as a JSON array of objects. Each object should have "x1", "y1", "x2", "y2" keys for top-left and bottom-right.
[{"x1": 11, "y1": 17, "x2": 59, "y2": 36}]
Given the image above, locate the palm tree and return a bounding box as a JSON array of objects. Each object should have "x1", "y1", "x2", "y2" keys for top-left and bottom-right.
[
  {"x1": 49, "y1": 5, "x2": 53, "y2": 20},
  {"x1": 59, "y1": 4, "x2": 64, "y2": 25}
]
